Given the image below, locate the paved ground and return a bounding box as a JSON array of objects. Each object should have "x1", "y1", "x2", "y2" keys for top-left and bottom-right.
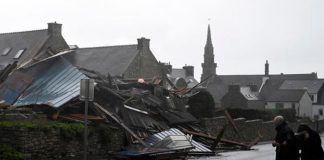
[{"x1": 190, "y1": 134, "x2": 324, "y2": 160}]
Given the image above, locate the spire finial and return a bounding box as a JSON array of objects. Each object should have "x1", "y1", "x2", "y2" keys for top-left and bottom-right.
[{"x1": 206, "y1": 23, "x2": 212, "y2": 45}]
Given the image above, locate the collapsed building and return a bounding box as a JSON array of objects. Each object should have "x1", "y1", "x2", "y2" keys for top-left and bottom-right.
[
  {"x1": 0, "y1": 22, "x2": 260, "y2": 159},
  {"x1": 0, "y1": 52, "x2": 259, "y2": 159}
]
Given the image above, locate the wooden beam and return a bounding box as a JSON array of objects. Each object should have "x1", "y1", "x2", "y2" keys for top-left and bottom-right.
[{"x1": 93, "y1": 102, "x2": 147, "y2": 146}]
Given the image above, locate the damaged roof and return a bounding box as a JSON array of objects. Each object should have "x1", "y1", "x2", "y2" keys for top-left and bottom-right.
[
  {"x1": 0, "y1": 52, "x2": 87, "y2": 108},
  {"x1": 145, "y1": 128, "x2": 213, "y2": 155},
  {"x1": 63, "y1": 45, "x2": 139, "y2": 77},
  {"x1": 14, "y1": 56, "x2": 87, "y2": 108}
]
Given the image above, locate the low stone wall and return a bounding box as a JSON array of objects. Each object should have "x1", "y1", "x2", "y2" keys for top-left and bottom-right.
[
  {"x1": 201, "y1": 117, "x2": 324, "y2": 142},
  {"x1": 0, "y1": 121, "x2": 124, "y2": 160}
]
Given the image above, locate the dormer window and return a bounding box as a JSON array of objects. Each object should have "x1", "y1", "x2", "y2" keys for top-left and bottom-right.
[
  {"x1": 2, "y1": 48, "x2": 11, "y2": 56},
  {"x1": 14, "y1": 49, "x2": 25, "y2": 59}
]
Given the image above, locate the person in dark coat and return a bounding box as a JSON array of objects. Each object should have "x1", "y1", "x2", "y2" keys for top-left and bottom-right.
[
  {"x1": 296, "y1": 124, "x2": 324, "y2": 160},
  {"x1": 272, "y1": 115, "x2": 299, "y2": 160}
]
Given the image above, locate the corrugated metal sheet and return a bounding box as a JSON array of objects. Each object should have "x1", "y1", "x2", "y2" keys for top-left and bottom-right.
[
  {"x1": 14, "y1": 57, "x2": 87, "y2": 108},
  {"x1": 145, "y1": 128, "x2": 213, "y2": 155},
  {"x1": 0, "y1": 71, "x2": 33, "y2": 104}
]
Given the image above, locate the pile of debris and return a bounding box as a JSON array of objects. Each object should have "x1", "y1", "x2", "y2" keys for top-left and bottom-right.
[{"x1": 0, "y1": 54, "x2": 260, "y2": 159}]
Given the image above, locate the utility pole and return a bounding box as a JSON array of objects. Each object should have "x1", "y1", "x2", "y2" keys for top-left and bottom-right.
[{"x1": 80, "y1": 79, "x2": 94, "y2": 160}]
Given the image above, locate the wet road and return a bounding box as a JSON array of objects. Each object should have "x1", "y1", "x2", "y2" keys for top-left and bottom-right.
[
  {"x1": 190, "y1": 142, "x2": 275, "y2": 160},
  {"x1": 190, "y1": 134, "x2": 324, "y2": 160}
]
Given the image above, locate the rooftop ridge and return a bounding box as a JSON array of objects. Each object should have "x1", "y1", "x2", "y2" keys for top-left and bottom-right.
[
  {"x1": 78, "y1": 44, "x2": 137, "y2": 50},
  {"x1": 218, "y1": 73, "x2": 316, "y2": 76},
  {"x1": 0, "y1": 29, "x2": 47, "y2": 36}
]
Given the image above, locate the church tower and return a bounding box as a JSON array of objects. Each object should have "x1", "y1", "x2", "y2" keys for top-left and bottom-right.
[{"x1": 201, "y1": 24, "x2": 217, "y2": 82}]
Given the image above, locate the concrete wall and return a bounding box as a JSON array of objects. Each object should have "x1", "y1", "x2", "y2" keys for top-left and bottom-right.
[
  {"x1": 201, "y1": 116, "x2": 324, "y2": 142},
  {"x1": 0, "y1": 123, "x2": 124, "y2": 160}
]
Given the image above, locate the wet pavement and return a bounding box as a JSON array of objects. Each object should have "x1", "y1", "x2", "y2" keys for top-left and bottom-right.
[{"x1": 190, "y1": 134, "x2": 324, "y2": 160}]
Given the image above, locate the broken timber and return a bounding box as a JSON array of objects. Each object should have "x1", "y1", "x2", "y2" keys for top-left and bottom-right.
[
  {"x1": 180, "y1": 128, "x2": 254, "y2": 149},
  {"x1": 93, "y1": 102, "x2": 147, "y2": 146}
]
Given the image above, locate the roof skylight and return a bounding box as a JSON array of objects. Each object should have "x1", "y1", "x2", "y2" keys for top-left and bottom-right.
[
  {"x1": 2, "y1": 48, "x2": 11, "y2": 56},
  {"x1": 14, "y1": 49, "x2": 25, "y2": 59}
]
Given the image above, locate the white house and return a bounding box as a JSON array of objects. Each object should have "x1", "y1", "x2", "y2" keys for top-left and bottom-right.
[
  {"x1": 280, "y1": 79, "x2": 324, "y2": 120},
  {"x1": 264, "y1": 90, "x2": 312, "y2": 118}
]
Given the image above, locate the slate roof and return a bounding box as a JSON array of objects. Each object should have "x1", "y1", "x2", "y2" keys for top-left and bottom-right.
[
  {"x1": 280, "y1": 79, "x2": 324, "y2": 94},
  {"x1": 170, "y1": 68, "x2": 199, "y2": 88},
  {"x1": 217, "y1": 75, "x2": 264, "y2": 88},
  {"x1": 0, "y1": 29, "x2": 50, "y2": 69},
  {"x1": 207, "y1": 73, "x2": 317, "y2": 104},
  {"x1": 171, "y1": 69, "x2": 186, "y2": 78},
  {"x1": 264, "y1": 90, "x2": 307, "y2": 102},
  {"x1": 63, "y1": 45, "x2": 139, "y2": 77},
  {"x1": 216, "y1": 73, "x2": 317, "y2": 89}
]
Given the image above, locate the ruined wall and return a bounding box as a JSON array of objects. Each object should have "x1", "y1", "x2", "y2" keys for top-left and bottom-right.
[
  {"x1": 0, "y1": 122, "x2": 124, "y2": 160},
  {"x1": 201, "y1": 117, "x2": 324, "y2": 142}
]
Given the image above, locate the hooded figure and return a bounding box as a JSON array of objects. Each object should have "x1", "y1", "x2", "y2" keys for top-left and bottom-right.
[
  {"x1": 297, "y1": 124, "x2": 324, "y2": 160},
  {"x1": 272, "y1": 116, "x2": 299, "y2": 160}
]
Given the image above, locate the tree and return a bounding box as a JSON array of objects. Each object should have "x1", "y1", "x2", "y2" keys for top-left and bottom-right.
[{"x1": 187, "y1": 90, "x2": 215, "y2": 118}]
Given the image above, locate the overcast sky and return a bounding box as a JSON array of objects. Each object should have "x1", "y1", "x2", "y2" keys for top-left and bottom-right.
[{"x1": 1, "y1": 0, "x2": 324, "y2": 79}]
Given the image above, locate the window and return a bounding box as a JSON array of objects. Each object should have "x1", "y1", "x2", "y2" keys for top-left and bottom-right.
[
  {"x1": 2, "y1": 48, "x2": 11, "y2": 56},
  {"x1": 14, "y1": 49, "x2": 25, "y2": 59},
  {"x1": 276, "y1": 103, "x2": 284, "y2": 109},
  {"x1": 319, "y1": 109, "x2": 323, "y2": 116},
  {"x1": 311, "y1": 95, "x2": 314, "y2": 101}
]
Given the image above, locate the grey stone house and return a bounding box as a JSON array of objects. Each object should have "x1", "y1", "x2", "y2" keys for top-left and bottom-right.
[
  {"x1": 221, "y1": 85, "x2": 265, "y2": 109},
  {"x1": 200, "y1": 24, "x2": 318, "y2": 119},
  {"x1": 161, "y1": 62, "x2": 199, "y2": 89},
  {"x1": 0, "y1": 22, "x2": 69, "y2": 70},
  {"x1": 63, "y1": 37, "x2": 163, "y2": 81}
]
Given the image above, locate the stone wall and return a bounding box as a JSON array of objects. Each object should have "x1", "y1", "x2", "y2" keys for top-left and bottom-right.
[
  {"x1": 201, "y1": 117, "x2": 324, "y2": 142},
  {"x1": 0, "y1": 122, "x2": 124, "y2": 160}
]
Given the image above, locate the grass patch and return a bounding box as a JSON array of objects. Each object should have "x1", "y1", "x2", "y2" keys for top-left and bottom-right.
[
  {"x1": 0, "y1": 144, "x2": 23, "y2": 160},
  {"x1": 0, "y1": 121, "x2": 85, "y2": 140}
]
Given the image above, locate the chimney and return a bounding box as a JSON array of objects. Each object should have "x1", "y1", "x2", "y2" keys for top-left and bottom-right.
[
  {"x1": 48, "y1": 22, "x2": 62, "y2": 36},
  {"x1": 183, "y1": 65, "x2": 194, "y2": 77},
  {"x1": 160, "y1": 62, "x2": 172, "y2": 74},
  {"x1": 265, "y1": 60, "x2": 269, "y2": 76},
  {"x1": 137, "y1": 37, "x2": 150, "y2": 50}
]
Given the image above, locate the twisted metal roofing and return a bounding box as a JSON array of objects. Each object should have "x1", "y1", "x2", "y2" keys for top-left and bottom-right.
[
  {"x1": 145, "y1": 128, "x2": 213, "y2": 155},
  {"x1": 11, "y1": 56, "x2": 87, "y2": 108}
]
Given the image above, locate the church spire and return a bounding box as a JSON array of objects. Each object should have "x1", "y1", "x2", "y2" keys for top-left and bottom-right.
[
  {"x1": 201, "y1": 24, "x2": 217, "y2": 82},
  {"x1": 206, "y1": 24, "x2": 212, "y2": 46}
]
